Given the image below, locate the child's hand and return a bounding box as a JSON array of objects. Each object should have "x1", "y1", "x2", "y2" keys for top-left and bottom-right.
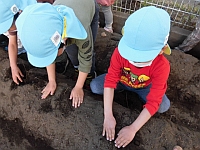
[
  {"x1": 11, "y1": 66, "x2": 24, "y2": 85},
  {"x1": 114, "y1": 125, "x2": 136, "y2": 148},
  {"x1": 102, "y1": 115, "x2": 116, "y2": 141},
  {"x1": 41, "y1": 80, "x2": 56, "y2": 99},
  {"x1": 70, "y1": 86, "x2": 84, "y2": 108}
]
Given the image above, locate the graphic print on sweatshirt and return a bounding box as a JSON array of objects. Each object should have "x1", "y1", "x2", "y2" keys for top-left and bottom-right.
[{"x1": 120, "y1": 67, "x2": 150, "y2": 88}]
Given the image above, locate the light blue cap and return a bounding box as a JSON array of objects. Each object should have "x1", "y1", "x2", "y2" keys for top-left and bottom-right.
[
  {"x1": 0, "y1": 0, "x2": 36, "y2": 34},
  {"x1": 118, "y1": 6, "x2": 171, "y2": 62},
  {"x1": 16, "y1": 3, "x2": 87, "y2": 67}
]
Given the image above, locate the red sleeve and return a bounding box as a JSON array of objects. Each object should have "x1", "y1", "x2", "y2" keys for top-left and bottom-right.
[
  {"x1": 144, "y1": 56, "x2": 170, "y2": 115},
  {"x1": 96, "y1": 0, "x2": 115, "y2": 6},
  {"x1": 104, "y1": 48, "x2": 122, "y2": 88}
]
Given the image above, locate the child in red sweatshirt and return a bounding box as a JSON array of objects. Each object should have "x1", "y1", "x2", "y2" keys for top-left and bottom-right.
[{"x1": 90, "y1": 6, "x2": 171, "y2": 148}]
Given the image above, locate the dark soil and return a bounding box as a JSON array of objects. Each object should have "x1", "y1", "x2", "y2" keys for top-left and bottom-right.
[{"x1": 0, "y1": 28, "x2": 199, "y2": 150}]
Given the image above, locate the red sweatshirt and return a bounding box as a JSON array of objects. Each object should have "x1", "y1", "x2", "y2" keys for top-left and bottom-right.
[
  {"x1": 104, "y1": 48, "x2": 170, "y2": 115},
  {"x1": 96, "y1": 0, "x2": 116, "y2": 6}
]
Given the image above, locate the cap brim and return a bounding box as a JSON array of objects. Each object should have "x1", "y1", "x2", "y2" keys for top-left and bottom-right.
[
  {"x1": 0, "y1": 17, "x2": 13, "y2": 34},
  {"x1": 27, "y1": 49, "x2": 58, "y2": 68},
  {"x1": 66, "y1": 27, "x2": 87, "y2": 39},
  {"x1": 163, "y1": 44, "x2": 171, "y2": 55},
  {"x1": 118, "y1": 37, "x2": 163, "y2": 62}
]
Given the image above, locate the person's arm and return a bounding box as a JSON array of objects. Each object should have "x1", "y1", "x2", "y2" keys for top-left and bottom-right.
[
  {"x1": 114, "y1": 108, "x2": 151, "y2": 148},
  {"x1": 102, "y1": 87, "x2": 116, "y2": 141},
  {"x1": 8, "y1": 26, "x2": 24, "y2": 84},
  {"x1": 41, "y1": 63, "x2": 56, "y2": 99},
  {"x1": 102, "y1": 48, "x2": 123, "y2": 141},
  {"x1": 70, "y1": 71, "x2": 87, "y2": 108},
  {"x1": 129, "y1": 108, "x2": 151, "y2": 132},
  {"x1": 68, "y1": 28, "x2": 93, "y2": 108}
]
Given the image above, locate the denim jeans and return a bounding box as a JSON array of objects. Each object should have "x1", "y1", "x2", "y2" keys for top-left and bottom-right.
[
  {"x1": 91, "y1": 0, "x2": 99, "y2": 43},
  {"x1": 18, "y1": 47, "x2": 26, "y2": 55},
  {"x1": 90, "y1": 74, "x2": 170, "y2": 113},
  {"x1": 65, "y1": 0, "x2": 99, "y2": 73}
]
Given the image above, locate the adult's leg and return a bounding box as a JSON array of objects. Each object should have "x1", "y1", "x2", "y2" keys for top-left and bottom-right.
[
  {"x1": 178, "y1": 17, "x2": 200, "y2": 52},
  {"x1": 101, "y1": 5, "x2": 113, "y2": 32}
]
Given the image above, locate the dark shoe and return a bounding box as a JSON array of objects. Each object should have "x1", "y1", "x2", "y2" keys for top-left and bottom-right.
[
  {"x1": 87, "y1": 71, "x2": 97, "y2": 79},
  {"x1": 73, "y1": 69, "x2": 97, "y2": 90},
  {"x1": 84, "y1": 71, "x2": 97, "y2": 90},
  {"x1": 73, "y1": 69, "x2": 97, "y2": 80},
  {"x1": 55, "y1": 58, "x2": 69, "y2": 74}
]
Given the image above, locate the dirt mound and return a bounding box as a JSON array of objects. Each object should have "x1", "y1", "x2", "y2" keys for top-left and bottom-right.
[{"x1": 0, "y1": 28, "x2": 199, "y2": 150}]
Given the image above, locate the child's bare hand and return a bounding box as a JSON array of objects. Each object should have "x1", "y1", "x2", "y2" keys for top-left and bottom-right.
[
  {"x1": 41, "y1": 81, "x2": 56, "y2": 99},
  {"x1": 11, "y1": 66, "x2": 24, "y2": 85},
  {"x1": 115, "y1": 125, "x2": 136, "y2": 148},
  {"x1": 102, "y1": 115, "x2": 116, "y2": 141},
  {"x1": 70, "y1": 86, "x2": 84, "y2": 108}
]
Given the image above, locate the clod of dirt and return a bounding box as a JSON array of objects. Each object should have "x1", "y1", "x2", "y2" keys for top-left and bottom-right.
[
  {"x1": 173, "y1": 145, "x2": 183, "y2": 150},
  {"x1": 101, "y1": 32, "x2": 107, "y2": 37}
]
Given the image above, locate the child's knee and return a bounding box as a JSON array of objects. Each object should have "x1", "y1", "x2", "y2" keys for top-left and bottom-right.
[
  {"x1": 157, "y1": 96, "x2": 170, "y2": 113},
  {"x1": 90, "y1": 79, "x2": 103, "y2": 95},
  {"x1": 90, "y1": 80, "x2": 97, "y2": 93}
]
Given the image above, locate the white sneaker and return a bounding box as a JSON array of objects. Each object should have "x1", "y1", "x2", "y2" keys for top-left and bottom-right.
[{"x1": 104, "y1": 27, "x2": 113, "y2": 33}]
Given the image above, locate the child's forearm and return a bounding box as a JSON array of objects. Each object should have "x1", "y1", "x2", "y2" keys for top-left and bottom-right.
[
  {"x1": 46, "y1": 63, "x2": 56, "y2": 82},
  {"x1": 104, "y1": 87, "x2": 115, "y2": 117},
  {"x1": 130, "y1": 108, "x2": 151, "y2": 133},
  {"x1": 8, "y1": 36, "x2": 18, "y2": 68},
  {"x1": 75, "y1": 71, "x2": 88, "y2": 88}
]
